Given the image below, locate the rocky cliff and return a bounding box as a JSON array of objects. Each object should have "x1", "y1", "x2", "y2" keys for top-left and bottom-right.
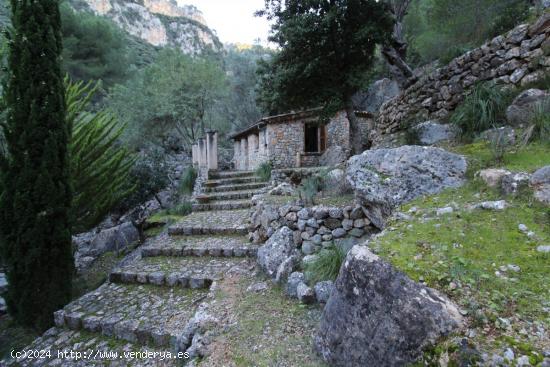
[{"x1": 70, "y1": 0, "x2": 222, "y2": 55}]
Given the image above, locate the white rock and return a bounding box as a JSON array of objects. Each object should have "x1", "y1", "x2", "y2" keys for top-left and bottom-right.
[
  {"x1": 504, "y1": 348, "x2": 515, "y2": 361},
  {"x1": 537, "y1": 245, "x2": 550, "y2": 253},
  {"x1": 479, "y1": 168, "x2": 511, "y2": 188},
  {"x1": 518, "y1": 224, "x2": 528, "y2": 232},
  {"x1": 436, "y1": 207, "x2": 454, "y2": 216},
  {"x1": 507, "y1": 264, "x2": 521, "y2": 272},
  {"x1": 475, "y1": 200, "x2": 508, "y2": 210}
]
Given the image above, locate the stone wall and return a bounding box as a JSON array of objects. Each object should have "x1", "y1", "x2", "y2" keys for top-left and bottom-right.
[
  {"x1": 375, "y1": 14, "x2": 550, "y2": 144},
  {"x1": 250, "y1": 202, "x2": 378, "y2": 256},
  {"x1": 267, "y1": 120, "x2": 306, "y2": 169}
]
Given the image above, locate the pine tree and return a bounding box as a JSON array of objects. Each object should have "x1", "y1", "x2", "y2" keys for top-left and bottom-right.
[{"x1": 0, "y1": 0, "x2": 73, "y2": 331}]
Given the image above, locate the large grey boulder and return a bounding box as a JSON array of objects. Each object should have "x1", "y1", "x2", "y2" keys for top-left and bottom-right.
[
  {"x1": 412, "y1": 120, "x2": 458, "y2": 145},
  {"x1": 506, "y1": 89, "x2": 549, "y2": 126},
  {"x1": 257, "y1": 226, "x2": 300, "y2": 282},
  {"x1": 315, "y1": 246, "x2": 463, "y2": 367},
  {"x1": 353, "y1": 78, "x2": 401, "y2": 113},
  {"x1": 347, "y1": 146, "x2": 467, "y2": 228},
  {"x1": 89, "y1": 222, "x2": 139, "y2": 255},
  {"x1": 531, "y1": 166, "x2": 550, "y2": 205}
]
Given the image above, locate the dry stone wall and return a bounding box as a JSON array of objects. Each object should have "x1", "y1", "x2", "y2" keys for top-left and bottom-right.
[{"x1": 375, "y1": 13, "x2": 550, "y2": 144}]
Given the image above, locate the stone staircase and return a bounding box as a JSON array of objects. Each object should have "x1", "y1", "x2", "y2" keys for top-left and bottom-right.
[
  {"x1": 6, "y1": 171, "x2": 263, "y2": 366},
  {"x1": 193, "y1": 170, "x2": 268, "y2": 212}
]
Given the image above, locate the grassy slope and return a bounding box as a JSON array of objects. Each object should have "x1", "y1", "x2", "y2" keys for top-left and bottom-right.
[{"x1": 369, "y1": 141, "x2": 550, "y2": 363}]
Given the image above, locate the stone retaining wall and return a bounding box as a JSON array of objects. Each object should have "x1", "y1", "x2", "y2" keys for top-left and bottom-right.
[
  {"x1": 375, "y1": 13, "x2": 550, "y2": 144},
  {"x1": 250, "y1": 202, "x2": 377, "y2": 256}
]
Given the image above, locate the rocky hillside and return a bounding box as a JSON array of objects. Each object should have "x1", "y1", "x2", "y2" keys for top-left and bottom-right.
[{"x1": 69, "y1": 0, "x2": 223, "y2": 55}]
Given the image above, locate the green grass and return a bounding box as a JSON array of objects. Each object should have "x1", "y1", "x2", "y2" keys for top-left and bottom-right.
[
  {"x1": 370, "y1": 178, "x2": 550, "y2": 354},
  {"x1": 304, "y1": 245, "x2": 346, "y2": 284},
  {"x1": 451, "y1": 141, "x2": 550, "y2": 176},
  {"x1": 179, "y1": 166, "x2": 197, "y2": 195},
  {"x1": 204, "y1": 277, "x2": 327, "y2": 367}
]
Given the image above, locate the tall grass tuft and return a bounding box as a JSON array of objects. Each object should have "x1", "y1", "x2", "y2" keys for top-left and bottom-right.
[
  {"x1": 305, "y1": 245, "x2": 346, "y2": 284},
  {"x1": 180, "y1": 166, "x2": 197, "y2": 195},
  {"x1": 521, "y1": 98, "x2": 550, "y2": 145},
  {"x1": 451, "y1": 83, "x2": 513, "y2": 140},
  {"x1": 255, "y1": 161, "x2": 272, "y2": 182}
]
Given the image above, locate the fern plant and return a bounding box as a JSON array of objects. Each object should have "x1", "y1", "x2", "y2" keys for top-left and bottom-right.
[{"x1": 67, "y1": 78, "x2": 136, "y2": 232}]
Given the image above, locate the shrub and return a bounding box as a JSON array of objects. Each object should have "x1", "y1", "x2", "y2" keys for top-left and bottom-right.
[
  {"x1": 451, "y1": 83, "x2": 513, "y2": 140},
  {"x1": 179, "y1": 166, "x2": 197, "y2": 195},
  {"x1": 521, "y1": 99, "x2": 550, "y2": 145},
  {"x1": 305, "y1": 245, "x2": 346, "y2": 284},
  {"x1": 255, "y1": 161, "x2": 272, "y2": 182},
  {"x1": 120, "y1": 148, "x2": 169, "y2": 210}
]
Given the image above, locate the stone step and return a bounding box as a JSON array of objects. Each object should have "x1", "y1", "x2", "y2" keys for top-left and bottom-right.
[
  {"x1": 192, "y1": 199, "x2": 252, "y2": 212},
  {"x1": 168, "y1": 209, "x2": 250, "y2": 235},
  {"x1": 204, "y1": 181, "x2": 267, "y2": 193},
  {"x1": 208, "y1": 170, "x2": 256, "y2": 179},
  {"x1": 141, "y1": 234, "x2": 259, "y2": 258},
  {"x1": 53, "y1": 283, "x2": 206, "y2": 348},
  {"x1": 202, "y1": 189, "x2": 262, "y2": 201},
  {"x1": 204, "y1": 176, "x2": 265, "y2": 187},
  {"x1": 3, "y1": 327, "x2": 173, "y2": 366},
  {"x1": 109, "y1": 256, "x2": 251, "y2": 289}
]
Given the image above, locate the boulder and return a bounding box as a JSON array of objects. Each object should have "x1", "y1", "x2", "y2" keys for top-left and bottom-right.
[
  {"x1": 506, "y1": 89, "x2": 549, "y2": 126},
  {"x1": 0, "y1": 273, "x2": 7, "y2": 294},
  {"x1": 286, "y1": 272, "x2": 305, "y2": 298},
  {"x1": 88, "y1": 222, "x2": 139, "y2": 255},
  {"x1": 314, "y1": 281, "x2": 334, "y2": 304},
  {"x1": 296, "y1": 282, "x2": 316, "y2": 304},
  {"x1": 531, "y1": 165, "x2": 550, "y2": 205},
  {"x1": 315, "y1": 246, "x2": 463, "y2": 367},
  {"x1": 478, "y1": 126, "x2": 516, "y2": 146},
  {"x1": 347, "y1": 146, "x2": 467, "y2": 229},
  {"x1": 269, "y1": 183, "x2": 295, "y2": 196},
  {"x1": 257, "y1": 226, "x2": 300, "y2": 282},
  {"x1": 501, "y1": 172, "x2": 530, "y2": 195},
  {"x1": 479, "y1": 168, "x2": 511, "y2": 188},
  {"x1": 320, "y1": 146, "x2": 350, "y2": 166},
  {"x1": 412, "y1": 120, "x2": 458, "y2": 145},
  {"x1": 353, "y1": 78, "x2": 401, "y2": 113}
]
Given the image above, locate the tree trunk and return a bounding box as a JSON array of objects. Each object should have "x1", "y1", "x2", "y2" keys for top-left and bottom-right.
[
  {"x1": 382, "y1": 0, "x2": 415, "y2": 87},
  {"x1": 344, "y1": 97, "x2": 365, "y2": 155}
]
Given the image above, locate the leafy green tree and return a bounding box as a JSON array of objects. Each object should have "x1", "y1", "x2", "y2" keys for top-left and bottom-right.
[
  {"x1": 108, "y1": 49, "x2": 228, "y2": 150},
  {"x1": 66, "y1": 79, "x2": 135, "y2": 232},
  {"x1": 0, "y1": 0, "x2": 73, "y2": 331},
  {"x1": 257, "y1": 0, "x2": 393, "y2": 153},
  {"x1": 60, "y1": 2, "x2": 129, "y2": 88}
]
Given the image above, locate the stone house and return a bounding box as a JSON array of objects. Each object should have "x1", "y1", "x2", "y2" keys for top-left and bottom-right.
[{"x1": 231, "y1": 109, "x2": 372, "y2": 170}]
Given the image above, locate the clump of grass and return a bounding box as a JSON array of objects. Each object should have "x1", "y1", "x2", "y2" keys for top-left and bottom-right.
[
  {"x1": 489, "y1": 129, "x2": 510, "y2": 164},
  {"x1": 298, "y1": 174, "x2": 324, "y2": 206},
  {"x1": 521, "y1": 98, "x2": 550, "y2": 146},
  {"x1": 255, "y1": 161, "x2": 272, "y2": 182},
  {"x1": 165, "y1": 201, "x2": 192, "y2": 216},
  {"x1": 179, "y1": 166, "x2": 197, "y2": 195},
  {"x1": 305, "y1": 245, "x2": 346, "y2": 284},
  {"x1": 451, "y1": 83, "x2": 513, "y2": 141}
]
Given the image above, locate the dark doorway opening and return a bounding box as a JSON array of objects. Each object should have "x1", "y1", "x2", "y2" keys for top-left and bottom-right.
[{"x1": 305, "y1": 124, "x2": 319, "y2": 153}]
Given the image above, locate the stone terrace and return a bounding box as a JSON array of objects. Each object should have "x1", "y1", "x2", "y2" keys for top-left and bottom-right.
[{"x1": 3, "y1": 170, "x2": 267, "y2": 366}]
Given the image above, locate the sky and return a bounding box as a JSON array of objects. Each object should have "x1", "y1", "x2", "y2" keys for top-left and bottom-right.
[{"x1": 177, "y1": 0, "x2": 272, "y2": 45}]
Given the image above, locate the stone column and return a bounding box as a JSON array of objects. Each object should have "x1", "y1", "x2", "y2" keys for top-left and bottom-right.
[
  {"x1": 206, "y1": 130, "x2": 218, "y2": 171},
  {"x1": 241, "y1": 137, "x2": 249, "y2": 171},
  {"x1": 198, "y1": 138, "x2": 207, "y2": 168},
  {"x1": 192, "y1": 143, "x2": 199, "y2": 166},
  {"x1": 233, "y1": 140, "x2": 241, "y2": 170}
]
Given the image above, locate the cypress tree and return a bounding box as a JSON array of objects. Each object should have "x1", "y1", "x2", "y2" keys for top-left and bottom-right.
[{"x1": 0, "y1": 0, "x2": 73, "y2": 331}]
